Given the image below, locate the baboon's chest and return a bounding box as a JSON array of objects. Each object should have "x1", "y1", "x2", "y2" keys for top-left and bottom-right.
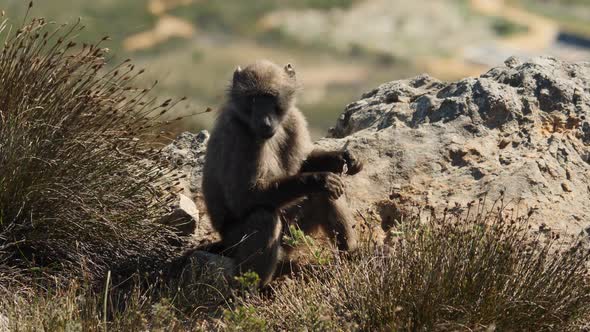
[{"x1": 257, "y1": 144, "x2": 301, "y2": 180}]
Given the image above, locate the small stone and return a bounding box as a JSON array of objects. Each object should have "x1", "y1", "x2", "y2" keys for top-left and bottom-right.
[
  {"x1": 561, "y1": 183, "x2": 572, "y2": 193},
  {"x1": 159, "y1": 194, "x2": 199, "y2": 236},
  {"x1": 161, "y1": 131, "x2": 210, "y2": 194}
]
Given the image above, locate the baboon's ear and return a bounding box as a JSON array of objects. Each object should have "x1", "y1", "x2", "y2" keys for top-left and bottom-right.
[
  {"x1": 284, "y1": 63, "x2": 296, "y2": 78},
  {"x1": 233, "y1": 66, "x2": 243, "y2": 82}
]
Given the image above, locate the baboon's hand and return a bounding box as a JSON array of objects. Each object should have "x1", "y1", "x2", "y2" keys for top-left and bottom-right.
[
  {"x1": 342, "y1": 150, "x2": 363, "y2": 175},
  {"x1": 310, "y1": 172, "x2": 345, "y2": 200}
]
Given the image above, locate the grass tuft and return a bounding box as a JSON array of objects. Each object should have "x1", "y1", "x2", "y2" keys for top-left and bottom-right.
[
  {"x1": 226, "y1": 203, "x2": 590, "y2": 331},
  {"x1": 0, "y1": 14, "x2": 182, "y2": 285}
]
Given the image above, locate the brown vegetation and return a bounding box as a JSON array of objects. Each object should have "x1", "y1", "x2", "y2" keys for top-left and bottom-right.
[
  {"x1": 0, "y1": 10, "x2": 184, "y2": 286},
  {"x1": 228, "y1": 199, "x2": 590, "y2": 331}
]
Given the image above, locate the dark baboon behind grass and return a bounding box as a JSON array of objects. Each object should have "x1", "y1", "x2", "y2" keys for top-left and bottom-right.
[{"x1": 202, "y1": 60, "x2": 363, "y2": 286}]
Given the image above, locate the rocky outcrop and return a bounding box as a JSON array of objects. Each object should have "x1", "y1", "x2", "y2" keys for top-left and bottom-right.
[
  {"x1": 161, "y1": 130, "x2": 218, "y2": 244},
  {"x1": 161, "y1": 130, "x2": 209, "y2": 196},
  {"x1": 327, "y1": 56, "x2": 589, "y2": 234},
  {"x1": 166, "y1": 57, "x2": 590, "y2": 238}
]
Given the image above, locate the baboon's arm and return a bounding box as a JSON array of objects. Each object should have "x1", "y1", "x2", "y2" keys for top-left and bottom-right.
[
  {"x1": 257, "y1": 173, "x2": 327, "y2": 207},
  {"x1": 226, "y1": 172, "x2": 343, "y2": 219},
  {"x1": 300, "y1": 150, "x2": 346, "y2": 174},
  {"x1": 234, "y1": 173, "x2": 343, "y2": 215}
]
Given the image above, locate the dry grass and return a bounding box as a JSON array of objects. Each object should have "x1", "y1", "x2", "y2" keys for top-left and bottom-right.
[
  {"x1": 0, "y1": 260, "x2": 234, "y2": 331},
  {"x1": 1, "y1": 202, "x2": 587, "y2": 331},
  {"x1": 0, "y1": 282, "x2": 194, "y2": 331},
  {"x1": 226, "y1": 202, "x2": 590, "y2": 331},
  {"x1": 0, "y1": 8, "x2": 184, "y2": 286}
]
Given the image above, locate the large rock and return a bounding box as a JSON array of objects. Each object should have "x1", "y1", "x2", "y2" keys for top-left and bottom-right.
[
  {"x1": 161, "y1": 130, "x2": 218, "y2": 244},
  {"x1": 168, "y1": 57, "x2": 590, "y2": 236},
  {"x1": 325, "y1": 56, "x2": 590, "y2": 234},
  {"x1": 161, "y1": 130, "x2": 209, "y2": 196}
]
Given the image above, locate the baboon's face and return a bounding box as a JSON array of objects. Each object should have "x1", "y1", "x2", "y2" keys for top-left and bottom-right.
[
  {"x1": 230, "y1": 61, "x2": 297, "y2": 140},
  {"x1": 246, "y1": 93, "x2": 285, "y2": 139}
]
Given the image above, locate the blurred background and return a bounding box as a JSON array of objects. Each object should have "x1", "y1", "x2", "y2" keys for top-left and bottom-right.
[{"x1": 2, "y1": 0, "x2": 589, "y2": 138}]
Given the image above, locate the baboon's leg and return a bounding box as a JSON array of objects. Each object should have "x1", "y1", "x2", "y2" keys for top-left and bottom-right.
[
  {"x1": 325, "y1": 196, "x2": 358, "y2": 251},
  {"x1": 289, "y1": 195, "x2": 358, "y2": 251},
  {"x1": 223, "y1": 209, "x2": 282, "y2": 287}
]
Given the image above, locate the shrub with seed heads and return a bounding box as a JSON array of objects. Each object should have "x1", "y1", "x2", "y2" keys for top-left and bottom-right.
[{"x1": 0, "y1": 12, "x2": 183, "y2": 285}]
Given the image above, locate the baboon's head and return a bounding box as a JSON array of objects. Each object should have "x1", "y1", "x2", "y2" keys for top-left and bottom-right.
[{"x1": 229, "y1": 60, "x2": 298, "y2": 140}]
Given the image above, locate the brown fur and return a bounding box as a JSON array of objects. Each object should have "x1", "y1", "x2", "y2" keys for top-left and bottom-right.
[{"x1": 202, "y1": 60, "x2": 362, "y2": 287}]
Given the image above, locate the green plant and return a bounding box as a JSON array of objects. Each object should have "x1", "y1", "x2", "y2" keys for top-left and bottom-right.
[
  {"x1": 283, "y1": 224, "x2": 331, "y2": 265},
  {"x1": 0, "y1": 280, "x2": 202, "y2": 331},
  {"x1": 282, "y1": 224, "x2": 309, "y2": 248},
  {"x1": 150, "y1": 298, "x2": 181, "y2": 331},
  {"x1": 234, "y1": 271, "x2": 261, "y2": 294},
  {"x1": 223, "y1": 305, "x2": 268, "y2": 332}
]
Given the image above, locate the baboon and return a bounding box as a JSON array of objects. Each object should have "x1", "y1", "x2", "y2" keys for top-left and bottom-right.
[{"x1": 202, "y1": 60, "x2": 363, "y2": 287}]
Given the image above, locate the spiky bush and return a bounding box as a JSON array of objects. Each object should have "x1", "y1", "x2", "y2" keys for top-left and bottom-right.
[
  {"x1": 0, "y1": 11, "x2": 183, "y2": 283},
  {"x1": 225, "y1": 203, "x2": 590, "y2": 331}
]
